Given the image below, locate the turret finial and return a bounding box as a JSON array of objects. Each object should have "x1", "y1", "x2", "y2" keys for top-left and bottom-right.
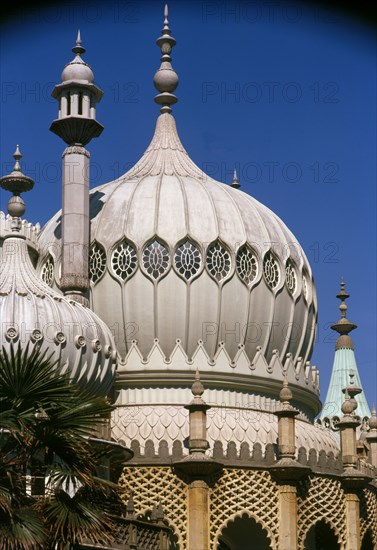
[
  {"x1": 153, "y1": 4, "x2": 179, "y2": 114},
  {"x1": 0, "y1": 146, "x2": 34, "y2": 230},
  {"x1": 279, "y1": 375, "x2": 293, "y2": 405},
  {"x1": 369, "y1": 405, "x2": 377, "y2": 430},
  {"x1": 231, "y1": 168, "x2": 240, "y2": 189},
  {"x1": 191, "y1": 367, "x2": 204, "y2": 398},
  {"x1": 331, "y1": 279, "x2": 357, "y2": 345},
  {"x1": 72, "y1": 29, "x2": 85, "y2": 56}
]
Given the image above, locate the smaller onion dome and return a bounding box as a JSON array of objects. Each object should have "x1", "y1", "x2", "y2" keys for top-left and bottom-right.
[
  {"x1": 0, "y1": 148, "x2": 116, "y2": 396},
  {"x1": 61, "y1": 30, "x2": 94, "y2": 83}
]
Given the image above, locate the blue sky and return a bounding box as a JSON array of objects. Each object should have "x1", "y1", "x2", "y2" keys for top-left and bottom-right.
[{"x1": 0, "y1": 1, "x2": 376, "y2": 408}]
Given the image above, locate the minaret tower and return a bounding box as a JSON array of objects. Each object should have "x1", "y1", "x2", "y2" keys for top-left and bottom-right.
[
  {"x1": 50, "y1": 32, "x2": 103, "y2": 306},
  {"x1": 320, "y1": 279, "x2": 371, "y2": 425}
]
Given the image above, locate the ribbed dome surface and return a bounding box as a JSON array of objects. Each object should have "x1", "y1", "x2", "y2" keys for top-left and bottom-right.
[
  {"x1": 61, "y1": 56, "x2": 94, "y2": 83},
  {"x1": 38, "y1": 113, "x2": 317, "y2": 369},
  {"x1": 0, "y1": 234, "x2": 116, "y2": 395}
]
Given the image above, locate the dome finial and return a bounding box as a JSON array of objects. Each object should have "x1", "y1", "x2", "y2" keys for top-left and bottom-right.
[
  {"x1": 72, "y1": 29, "x2": 85, "y2": 56},
  {"x1": 153, "y1": 4, "x2": 179, "y2": 114},
  {"x1": 0, "y1": 145, "x2": 34, "y2": 230},
  {"x1": 231, "y1": 168, "x2": 240, "y2": 189},
  {"x1": 331, "y1": 278, "x2": 357, "y2": 341},
  {"x1": 163, "y1": 4, "x2": 169, "y2": 31}
]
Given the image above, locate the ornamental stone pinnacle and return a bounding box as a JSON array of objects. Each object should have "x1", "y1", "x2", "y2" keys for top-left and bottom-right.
[
  {"x1": 153, "y1": 4, "x2": 179, "y2": 113},
  {"x1": 50, "y1": 31, "x2": 103, "y2": 146},
  {"x1": 49, "y1": 32, "x2": 106, "y2": 305},
  {"x1": 0, "y1": 146, "x2": 34, "y2": 230},
  {"x1": 331, "y1": 278, "x2": 357, "y2": 341},
  {"x1": 320, "y1": 280, "x2": 370, "y2": 425},
  {"x1": 230, "y1": 168, "x2": 240, "y2": 189}
]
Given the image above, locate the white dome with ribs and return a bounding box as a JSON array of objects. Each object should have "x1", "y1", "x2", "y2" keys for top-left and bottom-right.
[{"x1": 38, "y1": 112, "x2": 317, "y2": 402}]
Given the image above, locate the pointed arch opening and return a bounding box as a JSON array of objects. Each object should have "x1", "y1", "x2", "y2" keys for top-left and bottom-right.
[
  {"x1": 217, "y1": 512, "x2": 272, "y2": 550},
  {"x1": 303, "y1": 519, "x2": 341, "y2": 550}
]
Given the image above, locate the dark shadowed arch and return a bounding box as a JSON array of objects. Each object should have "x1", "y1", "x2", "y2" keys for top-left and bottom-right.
[
  {"x1": 361, "y1": 529, "x2": 375, "y2": 550},
  {"x1": 217, "y1": 512, "x2": 272, "y2": 550},
  {"x1": 304, "y1": 519, "x2": 341, "y2": 550}
]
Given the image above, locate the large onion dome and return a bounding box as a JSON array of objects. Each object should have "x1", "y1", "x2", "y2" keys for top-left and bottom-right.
[
  {"x1": 39, "y1": 111, "x2": 317, "y2": 364},
  {"x1": 0, "y1": 148, "x2": 116, "y2": 396},
  {"x1": 38, "y1": 9, "x2": 319, "y2": 422}
]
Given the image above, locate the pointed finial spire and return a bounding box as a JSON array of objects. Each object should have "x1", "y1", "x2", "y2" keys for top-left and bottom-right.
[
  {"x1": 13, "y1": 144, "x2": 22, "y2": 172},
  {"x1": 191, "y1": 367, "x2": 205, "y2": 398},
  {"x1": 230, "y1": 168, "x2": 240, "y2": 189},
  {"x1": 331, "y1": 279, "x2": 357, "y2": 345},
  {"x1": 0, "y1": 146, "x2": 34, "y2": 230},
  {"x1": 72, "y1": 29, "x2": 85, "y2": 56},
  {"x1": 279, "y1": 375, "x2": 293, "y2": 406},
  {"x1": 337, "y1": 277, "x2": 350, "y2": 319},
  {"x1": 163, "y1": 4, "x2": 169, "y2": 31},
  {"x1": 153, "y1": 4, "x2": 179, "y2": 113}
]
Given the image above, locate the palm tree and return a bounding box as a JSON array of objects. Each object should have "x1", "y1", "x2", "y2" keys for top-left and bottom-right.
[{"x1": 0, "y1": 343, "x2": 121, "y2": 550}]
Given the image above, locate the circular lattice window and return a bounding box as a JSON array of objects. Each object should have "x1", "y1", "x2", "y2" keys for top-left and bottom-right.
[
  {"x1": 285, "y1": 261, "x2": 297, "y2": 295},
  {"x1": 263, "y1": 252, "x2": 280, "y2": 289},
  {"x1": 89, "y1": 242, "x2": 106, "y2": 283},
  {"x1": 142, "y1": 240, "x2": 170, "y2": 280},
  {"x1": 41, "y1": 255, "x2": 54, "y2": 287},
  {"x1": 236, "y1": 245, "x2": 258, "y2": 285},
  {"x1": 206, "y1": 242, "x2": 231, "y2": 282},
  {"x1": 174, "y1": 241, "x2": 201, "y2": 280},
  {"x1": 111, "y1": 241, "x2": 137, "y2": 281}
]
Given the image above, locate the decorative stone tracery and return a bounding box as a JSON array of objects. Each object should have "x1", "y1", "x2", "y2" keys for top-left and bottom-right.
[
  {"x1": 174, "y1": 240, "x2": 201, "y2": 281},
  {"x1": 236, "y1": 245, "x2": 258, "y2": 286},
  {"x1": 143, "y1": 240, "x2": 170, "y2": 280},
  {"x1": 297, "y1": 475, "x2": 346, "y2": 549},
  {"x1": 285, "y1": 261, "x2": 297, "y2": 295},
  {"x1": 206, "y1": 242, "x2": 231, "y2": 282},
  {"x1": 210, "y1": 468, "x2": 279, "y2": 549},
  {"x1": 360, "y1": 487, "x2": 377, "y2": 545},
  {"x1": 119, "y1": 466, "x2": 188, "y2": 550},
  {"x1": 41, "y1": 254, "x2": 54, "y2": 286},
  {"x1": 111, "y1": 240, "x2": 137, "y2": 281},
  {"x1": 89, "y1": 241, "x2": 106, "y2": 283},
  {"x1": 263, "y1": 252, "x2": 280, "y2": 289}
]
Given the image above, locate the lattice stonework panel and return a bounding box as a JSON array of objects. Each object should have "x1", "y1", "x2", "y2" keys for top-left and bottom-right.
[
  {"x1": 210, "y1": 468, "x2": 279, "y2": 549},
  {"x1": 119, "y1": 466, "x2": 188, "y2": 549},
  {"x1": 297, "y1": 475, "x2": 346, "y2": 549},
  {"x1": 360, "y1": 488, "x2": 377, "y2": 544}
]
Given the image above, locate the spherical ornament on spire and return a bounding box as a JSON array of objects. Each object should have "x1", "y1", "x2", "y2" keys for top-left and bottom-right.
[
  {"x1": 154, "y1": 5, "x2": 179, "y2": 113},
  {"x1": 341, "y1": 396, "x2": 355, "y2": 416},
  {"x1": 279, "y1": 376, "x2": 293, "y2": 404},
  {"x1": 369, "y1": 406, "x2": 377, "y2": 430},
  {"x1": 0, "y1": 146, "x2": 34, "y2": 224},
  {"x1": 191, "y1": 368, "x2": 205, "y2": 398}
]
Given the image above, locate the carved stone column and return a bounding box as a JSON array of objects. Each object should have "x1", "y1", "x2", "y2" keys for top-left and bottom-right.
[
  {"x1": 338, "y1": 375, "x2": 372, "y2": 550},
  {"x1": 270, "y1": 377, "x2": 310, "y2": 550},
  {"x1": 173, "y1": 370, "x2": 223, "y2": 550},
  {"x1": 50, "y1": 33, "x2": 104, "y2": 307},
  {"x1": 366, "y1": 406, "x2": 377, "y2": 469}
]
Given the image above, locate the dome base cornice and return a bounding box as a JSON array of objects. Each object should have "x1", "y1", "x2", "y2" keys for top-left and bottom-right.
[{"x1": 116, "y1": 338, "x2": 321, "y2": 415}]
